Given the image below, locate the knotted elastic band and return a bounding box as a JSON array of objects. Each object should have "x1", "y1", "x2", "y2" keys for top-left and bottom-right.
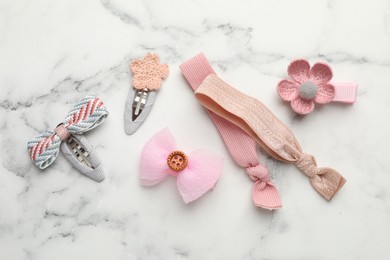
[
  {"x1": 191, "y1": 58, "x2": 346, "y2": 200},
  {"x1": 180, "y1": 54, "x2": 281, "y2": 209}
]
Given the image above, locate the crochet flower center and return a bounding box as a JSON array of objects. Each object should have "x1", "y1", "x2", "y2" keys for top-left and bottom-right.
[{"x1": 299, "y1": 81, "x2": 318, "y2": 100}]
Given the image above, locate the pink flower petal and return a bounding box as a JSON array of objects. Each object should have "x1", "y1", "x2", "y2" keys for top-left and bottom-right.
[
  {"x1": 130, "y1": 53, "x2": 169, "y2": 91},
  {"x1": 291, "y1": 97, "x2": 315, "y2": 115},
  {"x1": 315, "y1": 84, "x2": 336, "y2": 104},
  {"x1": 309, "y1": 62, "x2": 333, "y2": 85},
  {"x1": 288, "y1": 59, "x2": 310, "y2": 84},
  {"x1": 146, "y1": 53, "x2": 160, "y2": 62},
  {"x1": 146, "y1": 76, "x2": 164, "y2": 91},
  {"x1": 130, "y1": 60, "x2": 142, "y2": 74},
  {"x1": 277, "y1": 80, "x2": 299, "y2": 101}
]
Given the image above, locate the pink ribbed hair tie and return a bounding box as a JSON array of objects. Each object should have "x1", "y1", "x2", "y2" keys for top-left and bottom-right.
[
  {"x1": 180, "y1": 54, "x2": 281, "y2": 210},
  {"x1": 181, "y1": 53, "x2": 346, "y2": 202},
  {"x1": 277, "y1": 59, "x2": 358, "y2": 115}
]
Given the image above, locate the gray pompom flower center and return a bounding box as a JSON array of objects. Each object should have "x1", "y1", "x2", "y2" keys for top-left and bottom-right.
[{"x1": 299, "y1": 81, "x2": 318, "y2": 100}]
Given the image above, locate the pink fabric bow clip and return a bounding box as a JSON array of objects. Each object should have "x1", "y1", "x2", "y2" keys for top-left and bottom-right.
[
  {"x1": 277, "y1": 59, "x2": 358, "y2": 115},
  {"x1": 139, "y1": 128, "x2": 223, "y2": 203}
]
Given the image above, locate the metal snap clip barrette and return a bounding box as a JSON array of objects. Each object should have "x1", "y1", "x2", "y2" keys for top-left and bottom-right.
[{"x1": 124, "y1": 53, "x2": 169, "y2": 135}]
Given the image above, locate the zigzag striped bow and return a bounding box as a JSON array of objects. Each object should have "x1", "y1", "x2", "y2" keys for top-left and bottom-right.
[{"x1": 27, "y1": 96, "x2": 109, "y2": 169}]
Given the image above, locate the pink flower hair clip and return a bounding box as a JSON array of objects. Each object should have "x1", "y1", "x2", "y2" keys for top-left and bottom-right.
[
  {"x1": 124, "y1": 53, "x2": 169, "y2": 134},
  {"x1": 277, "y1": 59, "x2": 358, "y2": 115},
  {"x1": 139, "y1": 128, "x2": 223, "y2": 203}
]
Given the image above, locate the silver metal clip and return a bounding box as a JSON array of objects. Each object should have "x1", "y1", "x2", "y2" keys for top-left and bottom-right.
[
  {"x1": 60, "y1": 134, "x2": 105, "y2": 182},
  {"x1": 132, "y1": 88, "x2": 149, "y2": 121},
  {"x1": 67, "y1": 136, "x2": 93, "y2": 168}
]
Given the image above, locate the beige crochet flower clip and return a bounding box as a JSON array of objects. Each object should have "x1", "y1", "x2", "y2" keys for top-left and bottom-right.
[
  {"x1": 124, "y1": 53, "x2": 169, "y2": 135},
  {"x1": 130, "y1": 53, "x2": 169, "y2": 90}
]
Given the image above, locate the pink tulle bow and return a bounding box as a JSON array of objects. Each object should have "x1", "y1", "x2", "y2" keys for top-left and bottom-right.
[{"x1": 139, "y1": 128, "x2": 223, "y2": 203}]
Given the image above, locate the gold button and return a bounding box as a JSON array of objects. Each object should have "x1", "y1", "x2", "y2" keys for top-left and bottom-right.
[{"x1": 167, "y1": 150, "x2": 188, "y2": 172}]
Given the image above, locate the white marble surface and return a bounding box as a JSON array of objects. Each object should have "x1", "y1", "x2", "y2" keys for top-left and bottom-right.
[{"x1": 1, "y1": 0, "x2": 390, "y2": 259}]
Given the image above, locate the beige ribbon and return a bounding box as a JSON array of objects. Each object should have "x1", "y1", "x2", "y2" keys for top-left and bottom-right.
[{"x1": 195, "y1": 74, "x2": 346, "y2": 200}]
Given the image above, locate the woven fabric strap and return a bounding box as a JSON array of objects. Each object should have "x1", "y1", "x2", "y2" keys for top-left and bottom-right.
[
  {"x1": 191, "y1": 57, "x2": 346, "y2": 200},
  {"x1": 180, "y1": 54, "x2": 281, "y2": 209},
  {"x1": 332, "y1": 82, "x2": 358, "y2": 103},
  {"x1": 27, "y1": 96, "x2": 109, "y2": 169}
]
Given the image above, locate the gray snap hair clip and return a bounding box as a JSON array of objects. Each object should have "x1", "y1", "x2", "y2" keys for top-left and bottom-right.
[{"x1": 124, "y1": 53, "x2": 169, "y2": 134}]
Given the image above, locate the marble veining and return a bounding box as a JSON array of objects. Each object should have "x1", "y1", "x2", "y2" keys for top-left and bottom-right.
[{"x1": 1, "y1": 0, "x2": 390, "y2": 259}]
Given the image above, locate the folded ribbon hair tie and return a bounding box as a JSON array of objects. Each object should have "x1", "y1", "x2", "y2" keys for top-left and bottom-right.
[
  {"x1": 140, "y1": 128, "x2": 223, "y2": 203},
  {"x1": 277, "y1": 59, "x2": 358, "y2": 114},
  {"x1": 180, "y1": 54, "x2": 282, "y2": 210},
  {"x1": 27, "y1": 96, "x2": 109, "y2": 182},
  {"x1": 181, "y1": 53, "x2": 346, "y2": 202}
]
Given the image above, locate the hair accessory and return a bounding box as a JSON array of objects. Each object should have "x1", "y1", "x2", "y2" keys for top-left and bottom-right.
[
  {"x1": 180, "y1": 54, "x2": 281, "y2": 210},
  {"x1": 27, "y1": 96, "x2": 109, "y2": 182},
  {"x1": 181, "y1": 53, "x2": 346, "y2": 201},
  {"x1": 124, "y1": 53, "x2": 169, "y2": 134},
  {"x1": 139, "y1": 128, "x2": 223, "y2": 203},
  {"x1": 277, "y1": 59, "x2": 358, "y2": 114}
]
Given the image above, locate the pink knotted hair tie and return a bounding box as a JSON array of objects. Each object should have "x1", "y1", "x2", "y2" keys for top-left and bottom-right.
[
  {"x1": 277, "y1": 59, "x2": 358, "y2": 115},
  {"x1": 180, "y1": 54, "x2": 282, "y2": 210},
  {"x1": 181, "y1": 53, "x2": 346, "y2": 202}
]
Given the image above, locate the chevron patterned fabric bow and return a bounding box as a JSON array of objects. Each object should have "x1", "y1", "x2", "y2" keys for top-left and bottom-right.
[
  {"x1": 140, "y1": 128, "x2": 223, "y2": 203},
  {"x1": 27, "y1": 96, "x2": 109, "y2": 169}
]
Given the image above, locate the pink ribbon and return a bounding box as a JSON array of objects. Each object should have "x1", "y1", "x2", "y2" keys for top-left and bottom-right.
[
  {"x1": 180, "y1": 54, "x2": 282, "y2": 209},
  {"x1": 332, "y1": 82, "x2": 357, "y2": 103}
]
